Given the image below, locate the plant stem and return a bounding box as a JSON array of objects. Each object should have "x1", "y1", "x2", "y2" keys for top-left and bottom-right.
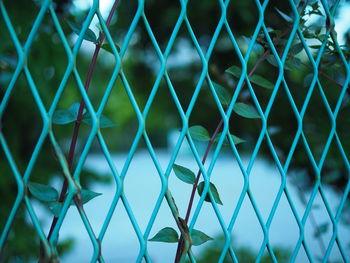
[{"x1": 46, "y1": 0, "x2": 120, "y2": 247}]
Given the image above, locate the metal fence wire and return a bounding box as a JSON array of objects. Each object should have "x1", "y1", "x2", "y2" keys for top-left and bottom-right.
[{"x1": 0, "y1": 0, "x2": 350, "y2": 262}]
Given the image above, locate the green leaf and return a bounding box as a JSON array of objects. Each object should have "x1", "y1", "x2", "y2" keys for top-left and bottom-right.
[
  {"x1": 215, "y1": 132, "x2": 246, "y2": 146},
  {"x1": 290, "y1": 42, "x2": 304, "y2": 55},
  {"x1": 303, "y1": 73, "x2": 314, "y2": 87},
  {"x1": 275, "y1": 8, "x2": 293, "y2": 22},
  {"x1": 191, "y1": 229, "x2": 214, "y2": 246},
  {"x1": 212, "y1": 82, "x2": 231, "y2": 107},
  {"x1": 197, "y1": 181, "x2": 223, "y2": 205},
  {"x1": 101, "y1": 42, "x2": 121, "y2": 54},
  {"x1": 80, "y1": 189, "x2": 102, "y2": 204},
  {"x1": 149, "y1": 227, "x2": 179, "y2": 243},
  {"x1": 27, "y1": 182, "x2": 59, "y2": 202},
  {"x1": 266, "y1": 55, "x2": 292, "y2": 71},
  {"x1": 189, "y1": 125, "x2": 210, "y2": 141},
  {"x1": 249, "y1": 74, "x2": 274, "y2": 89},
  {"x1": 82, "y1": 113, "x2": 117, "y2": 128},
  {"x1": 66, "y1": 20, "x2": 98, "y2": 43},
  {"x1": 173, "y1": 164, "x2": 196, "y2": 184},
  {"x1": 314, "y1": 222, "x2": 329, "y2": 238},
  {"x1": 226, "y1": 65, "x2": 242, "y2": 78},
  {"x1": 71, "y1": 189, "x2": 102, "y2": 205},
  {"x1": 242, "y1": 36, "x2": 264, "y2": 54},
  {"x1": 52, "y1": 102, "x2": 83, "y2": 125},
  {"x1": 48, "y1": 202, "x2": 63, "y2": 217},
  {"x1": 286, "y1": 57, "x2": 302, "y2": 69},
  {"x1": 317, "y1": 34, "x2": 328, "y2": 42},
  {"x1": 233, "y1": 102, "x2": 261, "y2": 119}
]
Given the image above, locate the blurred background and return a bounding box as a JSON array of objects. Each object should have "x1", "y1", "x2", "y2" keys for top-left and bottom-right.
[{"x1": 1, "y1": 0, "x2": 350, "y2": 262}]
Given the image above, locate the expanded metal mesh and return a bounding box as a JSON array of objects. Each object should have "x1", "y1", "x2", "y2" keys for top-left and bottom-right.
[{"x1": 1, "y1": 0, "x2": 349, "y2": 262}]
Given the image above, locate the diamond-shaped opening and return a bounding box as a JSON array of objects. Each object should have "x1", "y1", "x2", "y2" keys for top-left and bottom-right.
[
  {"x1": 1, "y1": 72, "x2": 45, "y2": 172},
  {"x1": 121, "y1": 24, "x2": 162, "y2": 112},
  {"x1": 325, "y1": 243, "x2": 346, "y2": 262},
  {"x1": 286, "y1": 140, "x2": 315, "y2": 219},
  {"x1": 1, "y1": 203, "x2": 41, "y2": 261},
  {"x1": 106, "y1": 0, "x2": 138, "y2": 42},
  {"x1": 0, "y1": 151, "x2": 21, "y2": 234},
  {"x1": 208, "y1": 29, "x2": 241, "y2": 79},
  {"x1": 144, "y1": 0, "x2": 180, "y2": 53},
  {"x1": 302, "y1": 86, "x2": 332, "y2": 164},
  {"x1": 293, "y1": 245, "x2": 309, "y2": 262},
  {"x1": 230, "y1": 195, "x2": 265, "y2": 257},
  {"x1": 190, "y1": 195, "x2": 226, "y2": 261},
  {"x1": 147, "y1": 199, "x2": 183, "y2": 262},
  {"x1": 336, "y1": 99, "x2": 350, "y2": 158},
  {"x1": 320, "y1": 140, "x2": 348, "y2": 215},
  {"x1": 166, "y1": 25, "x2": 203, "y2": 109},
  {"x1": 269, "y1": 193, "x2": 298, "y2": 259},
  {"x1": 207, "y1": 151, "x2": 244, "y2": 226},
  {"x1": 168, "y1": 141, "x2": 203, "y2": 217},
  {"x1": 266, "y1": 84, "x2": 298, "y2": 166},
  {"x1": 98, "y1": 201, "x2": 140, "y2": 262},
  {"x1": 76, "y1": 143, "x2": 115, "y2": 234},
  {"x1": 229, "y1": 94, "x2": 263, "y2": 169},
  {"x1": 122, "y1": 148, "x2": 162, "y2": 232},
  {"x1": 25, "y1": 14, "x2": 70, "y2": 109},
  {"x1": 2, "y1": 0, "x2": 40, "y2": 44},
  {"x1": 145, "y1": 78, "x2": 182, "y2": 164},
  {"x1": 304, "y1": 191, "x2": 333, "y2": 260},
  {"x1": 186, "y1": 0, "x2": 221, "y2": 53},
  {"x1": 57, "y1": 204, "x2": 95, "y2": 261},
  {"x1": 250, "y1": 157, "x2": 282, "y2": 222},
  {"x1": 97, "y1": 76, "x2": 138, "y2": 153},
  {"x1": 227, "y1": 0, "x2": 259, "y2": 37},
  {"x1": 0, "y1": 15, "x2": 18, "y2": 88}
]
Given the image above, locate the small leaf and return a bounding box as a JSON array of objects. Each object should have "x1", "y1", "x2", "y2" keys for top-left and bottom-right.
[
  {"x1": 249, "y1": 74, "x2": 274, "y2": 89},
  {"x1": 212, "y1": 82, "x2": 231, "y2": 107},
  {"x1": 303, "y1": 73, "x2": 314, "y2": 87},
  {"x1": 226, "y1": 65, "x2": 242, "y2": 78},
  {"x1": 28, "y1": 182, "x2": 58, "y2": 202},
  {"x1": 173, "y1": 164, "x2": 196, "y2": 184},
  {"x1": 82, "y1": 113, "x2": 117, "y2": 128},
  {"x1": 189, "y1": 125, "x2": 210, "y2": 141},
  {"x1": 290, "y1": 42, "x2": 304, "y2": 55},
  {"x1": 266, "y1": 55, "x2": 292, "y2": 71},
  {"x1": 286, "y1": 57, "x2": 302, "y2": 69},
  {"x1": 191, "y1": 229, "x2": 214, "y2": 246},
  {"x1": 275, "y1": 8, "x2": 293, "y2": 22},
  {"x1": 52, "y1": 102, "x2": 83, "y2": 125},
  {"x1": 215, "y1": 132, "x2": 246, "y2": 146},
  {"x1": 149, "y1": 227, "x2": 179, "y2": 243},
  {"x1": 48, "y1": 202, "x2": 63, "y2": 217},
  {"x1": 67, "y1": 20, "x2": 98, "y2": 43},
  {"x1": 101, "y1": 42, "x2": 121, "y2": 54},
  {"x1": 71, "y1": 189, "x2": 102, "y2": 205},
  {"x1": 314, "y1": 222, "x2": 329, "y2": 238},
  {"x1": 197, "y1": 182, "x2": 223, "y2": 205},
  {"x1": 317, "y1": 34, "x2": 328, "y2": 42},
  {"x1": 242, "y1": 36, "x2": 264, "y2": 54},
  {"x1": 80, "y1": 189, "x2": 102, "y2": 204},
  {"x1": 233, "y1": 102, "x2": 261, "y2": 119}
]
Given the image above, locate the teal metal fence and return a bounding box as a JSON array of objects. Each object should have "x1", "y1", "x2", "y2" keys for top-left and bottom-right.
[{"x1": 1, "y1": 0, "x2": 349, "y2": 262}]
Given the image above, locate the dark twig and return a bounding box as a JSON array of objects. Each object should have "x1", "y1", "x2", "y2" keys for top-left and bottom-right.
[{"x1": 43, "y1": 1, "x2": 120, "y2": 259}]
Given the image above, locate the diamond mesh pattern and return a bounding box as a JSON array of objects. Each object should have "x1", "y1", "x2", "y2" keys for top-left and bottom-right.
[{"x1": 1, "y1": 0, "x2": 349, "y2": 262}]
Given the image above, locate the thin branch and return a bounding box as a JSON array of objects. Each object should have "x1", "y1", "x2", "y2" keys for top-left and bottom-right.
[{"x1": 45, "y1": 0, "x2": 120, "y2": 253}]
